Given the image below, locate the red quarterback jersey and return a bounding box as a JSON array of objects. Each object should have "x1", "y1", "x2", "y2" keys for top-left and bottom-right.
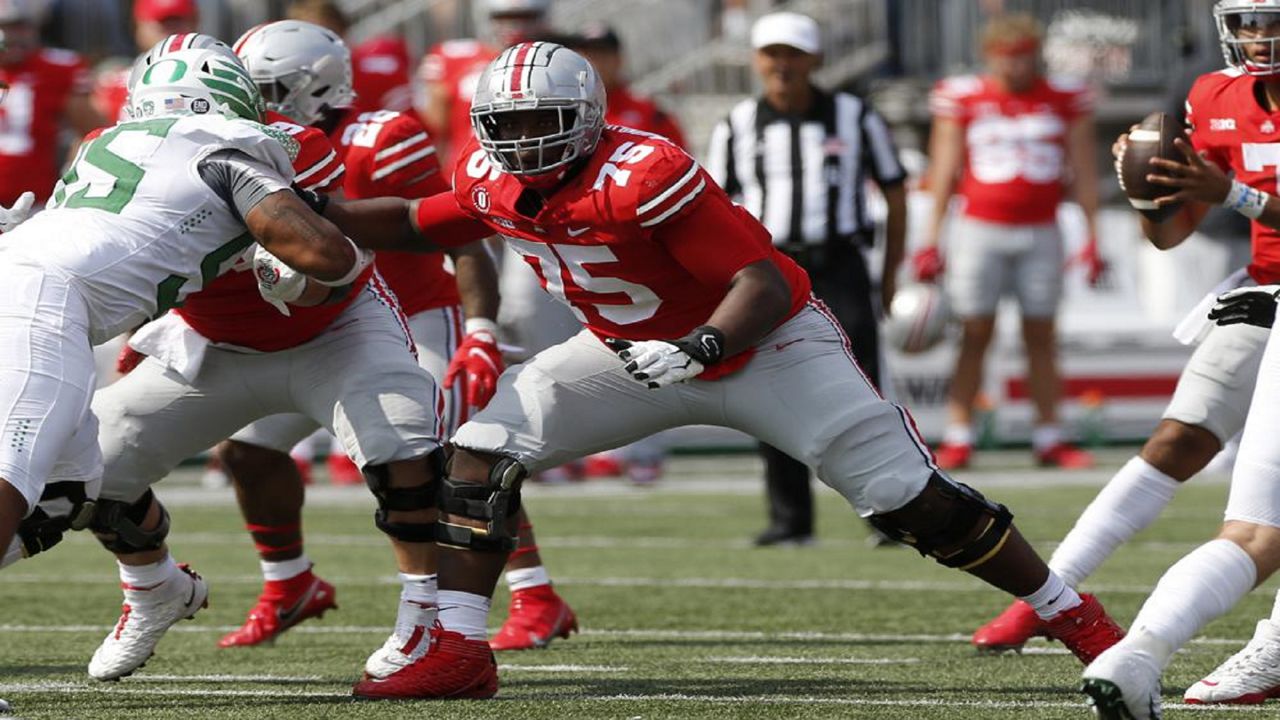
[
  {"x1": 930, "y1": 74, "x2": 1093, "y2": 225},
  {"x1": 0, "y1": 48, "x2": 92, "y2": 204},
  {"x1": 176, "y1": 111, "x2": 367, "y2": 352},
  {"x1": 351, "y1": 36, "x2": 413, "y2": 114},
  {"x1": 332, "y1": 108, "x2": 459, "y2": 315},
  {"x1": 419, "y1": 39, "x2": 498, "y2": 166},
  {"x1": 1189, "y1": 69, "x2": 1280, "y2": 283},
  {"x1": 605, "y1": 85, "x2": 687, "y2": 150},
  {"x1": 437, "y1": 127, "x2": 810, "y2": 378}
]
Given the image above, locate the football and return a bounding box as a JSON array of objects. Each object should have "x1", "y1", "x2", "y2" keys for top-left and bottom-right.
[{"x1": 1118, "y1": 111, "x2": 1185, "y2": 223}]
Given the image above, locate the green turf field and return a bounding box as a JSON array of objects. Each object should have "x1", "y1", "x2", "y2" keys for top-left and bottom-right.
[{"x1": 1, "y1": 451, "x2": 1275, "y2": 719}]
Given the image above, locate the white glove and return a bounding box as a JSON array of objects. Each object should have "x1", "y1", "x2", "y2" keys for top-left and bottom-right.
[
  {"x1": 604, "y1": 338, "x2": 704, "y2": 389},
  {"x1": 0, "y1": 191, "x2": 35, "y2": 233},
  {"x1": 253, "y1": 244, "x2": 307, "y2": 316}
]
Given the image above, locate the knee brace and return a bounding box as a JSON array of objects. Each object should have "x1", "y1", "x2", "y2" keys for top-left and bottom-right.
[
  {"x1": 89, "y1": 490, "x2": 170, "y2": 554},
  {"x1": 364, "y1": 447, "x2": 443, "y2": 543},
  {"x1": 437, "y1": 454, "x2": 526, "y2": 554},
  {"x1": 16, "y1": 481, "x2": 97, "y2": 559},
  {"x1": 866, "y1": 473, "x2": 1013, "y2": 570}
]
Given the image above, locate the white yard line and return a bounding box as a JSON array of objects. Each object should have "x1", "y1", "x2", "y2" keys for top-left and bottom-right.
[{"x1": 706, "y1": 656, "x2": 921, "y2": 665}]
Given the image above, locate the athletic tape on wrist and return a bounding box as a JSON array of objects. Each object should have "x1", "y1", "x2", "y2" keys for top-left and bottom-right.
[
  {"x1": 1224, "y1": 180, "x2": 1269, "y2": 220},
  {"x1": 316, "y1": 238, "x2": 375, "y2": 287}
]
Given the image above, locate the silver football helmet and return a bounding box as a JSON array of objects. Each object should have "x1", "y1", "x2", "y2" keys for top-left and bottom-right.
[
  {"x1": 470, "y1": 42, "x2": 606, "y2": 176},
  {"x1": 234, "y1": 20, "x2": 355, "y2": 125},
  {"x1": 1215, "y1": 0, "x2": 1280, "y2": 76},
  {"x1": 128, "y1": 33, "x2": 239, "y2": 97},
  {"x1": 884, "y1": 284, "x2": 952, "y2": 355}
]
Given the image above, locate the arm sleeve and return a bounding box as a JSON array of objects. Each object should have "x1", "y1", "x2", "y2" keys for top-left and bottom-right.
[
  {"x1": 655, "y1": 186, "x2": 772, "y2": 288},
  {"x1": 860, "y1": 106, "x2": 907, "y2": 187},
  {"x1": 197, "y1": 148, "x2": 292, "y2": 221},
  {"x1": 410, "y1": 190, "x2": 493, "y2": 247}
]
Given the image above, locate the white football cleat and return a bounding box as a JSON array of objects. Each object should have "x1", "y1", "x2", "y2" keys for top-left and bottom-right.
[
  {"x1": 1185, "y1": 619, "x2": 1280, "y2": 704},
  {"x1": 1080, "y1": 641, "x2": 1163, "y2": 720},
  {"x1": 88, "y1": 564, "x2": 209, "y2": 681},
  {"x1": 363, "y1": 625, "x2": 433, "y2": 679}
]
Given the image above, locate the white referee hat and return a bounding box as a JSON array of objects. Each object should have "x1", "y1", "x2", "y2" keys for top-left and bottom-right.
[{"x1": 751, "y1": 12, "x2": 821, "y2": 55}]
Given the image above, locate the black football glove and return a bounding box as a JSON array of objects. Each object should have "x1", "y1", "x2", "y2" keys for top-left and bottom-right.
[{"x1": 1208, "y1": 286, "x2": 1280, "y2": 329}]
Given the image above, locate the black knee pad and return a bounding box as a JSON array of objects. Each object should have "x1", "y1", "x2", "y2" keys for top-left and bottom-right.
[
  {"x1": 866, "y1": 473, "x2": 1013, "y2": 570},
  {"x1": 89, "y1": 490, "x2": 170, "y2": 554},
  {"x1": 364, "y1": 447, "x2": 443, "y2": 543},
  {"x1": 16, "y1": 481, "x2": 96, "y2": 559},
  {"x1": 436, "y1": 454, "x2": 526, "y2": 553}
]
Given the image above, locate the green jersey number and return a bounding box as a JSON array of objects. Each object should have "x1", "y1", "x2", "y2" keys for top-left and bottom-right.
[
  {"x1": 53, "y1": 117, "x2": 179, "y2": 214},
  {"x1": 153, "y1": 233, "x2": 256, "y2": 316}
]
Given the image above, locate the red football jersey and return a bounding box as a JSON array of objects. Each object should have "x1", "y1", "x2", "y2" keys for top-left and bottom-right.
[
  {"x1": 0, "y1": 48, "x2": 92, "y2": 204},
  {"x1": 1189, "y1": 69, "x2": 1280, "y2": 283},
  {"x1": 176, "y1": 111, "x2": 367, "y2": 352},
  {"x1": 441, "y1": 127, "x2": 810, "y2": 377},
  {"x1": 332, "y1": 108, "x2": 459, "y2": 315},
  {"x1": 930, "y1": 74, "x2": 1092, "y2": 225},
  {"x1": 91, "y1": 64, "x2": 130, "y2": 125},
  {"x1": 605, "y1": 85, "x2": 687, "y2": 150},
  {"x1": 418, "y1": 39, "x2": 498, "y2": 167},
  {"x1": 351, "y1": 36, "x2": 413, "y2": 114}
]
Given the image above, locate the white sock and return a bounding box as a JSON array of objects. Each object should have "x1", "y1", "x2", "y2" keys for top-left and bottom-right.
[
  {"x1": 943, "y1": 425, "x2": 973, "y2": 446},
  {"x1": 1049, "y1": 456, "x2": 1181, "y2": 588},
  {"x1": 261, "y1": 555, "x2": 311, "y2": 582},
  {"x1": 118, "y1": 554, "x2": 181, "y2": 592},
  {"x1": 394, "y1": 572, "x2": 438, "y2": 639},
  {"x1": 1031, "y1": 424, "x2": 1063, "y2": 453},
  {"x1": 1020, "y1": 570, "x2": 1083, "y2": 620},
  {"x1": 437, "y1": 590, "x2": 491, "y2": 640},
  {"x1": 1128, "y1": 538, "x2": 1257, "y2": 669},
  {"x1": 506, "y1": 566, "x2": 550, "y2": 592}
]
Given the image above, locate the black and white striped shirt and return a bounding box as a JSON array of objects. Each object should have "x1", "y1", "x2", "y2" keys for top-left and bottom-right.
[{"x1": 706, "y1": 88, "x2": 904, "y2": 247}]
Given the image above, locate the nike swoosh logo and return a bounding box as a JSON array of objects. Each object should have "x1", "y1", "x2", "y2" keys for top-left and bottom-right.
[
  {"x1": 277, "y1": 586, "x2": 320, "y2": 626},
  {"x1": 567, "y1": 226, "x2": 590, "y2": 237},
  {"x1": 185, "y1": 582, "x2": 198, "y2": 607},
  {"x1": 774, "y1": 339, "x2": 803, "y2": 351}
]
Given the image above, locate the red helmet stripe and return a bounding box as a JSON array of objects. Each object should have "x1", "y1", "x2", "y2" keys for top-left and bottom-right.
[
  {"x1": 233, "y1": 23, "x2": 268, "y2": 54},
  {"x1": 167, "y1": 34, "x2": 188, "y2": 53},
  {"x1": 509, "y1": 42, "x2": 534, "y2": 93}
]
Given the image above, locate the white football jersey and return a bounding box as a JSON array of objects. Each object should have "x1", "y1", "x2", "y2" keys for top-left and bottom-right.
[{"x1": 1, "y1": 114, "x2": 295, "y2": 344}]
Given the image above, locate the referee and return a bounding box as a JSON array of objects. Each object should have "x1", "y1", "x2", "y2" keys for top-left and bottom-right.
[{"x1": 706, "y1": 11, "x2": 907, "y2": 546}]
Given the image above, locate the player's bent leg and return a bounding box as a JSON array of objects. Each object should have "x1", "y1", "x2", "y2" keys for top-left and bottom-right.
[
  {"x1": 216, "y1": 436, "x2": 336, "y2": 649},
  {"x1": 87, "y1": 491, "x2": 208, "y2": 681},
  {"x1": 353, "y1": 446, "x2": 507, "y2": 700},
  {"x1": 491, "y1": 505, "x2": 578, "y2": 651}
]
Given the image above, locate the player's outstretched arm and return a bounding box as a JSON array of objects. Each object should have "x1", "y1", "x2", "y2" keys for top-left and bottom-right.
[
  {"x1": 245, "y1": 190, "x2": 363, "y2": 284},
  {"x1": 318, "y1": 192, "x2": 492, "y2": 253}
]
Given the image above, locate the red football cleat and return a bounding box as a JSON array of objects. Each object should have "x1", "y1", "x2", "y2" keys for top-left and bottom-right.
[
  {"x1": 934, "y1": 442, "x2": 972, "y2": 470},
  {"x1": 327, "y1": 452, "x2": 363, "y2": 485},
  {"x1": 353, "y1": 624, "x2": 498, "y2": 700},
  {"x1": 1044, "y1": 593, "x2": 1125, "y2": 665},
  {"x1": 490, "y1": 585, "x2": 578, "y2": 651},
  {"x1": 218, "y1": 571, "x2": 337, "y2": 648},
  {"x1": 1036, "y1": 443, "x2": 1095, "y2": 469},
  {"x1": 972, "y1": 599, "x2": 1050, "y2": 654}
]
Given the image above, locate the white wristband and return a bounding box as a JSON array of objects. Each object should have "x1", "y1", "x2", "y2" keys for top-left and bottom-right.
[
  {"x1": 316, "y1": 238, "x2": 375, "y2": 287},
  {"x1": 1223, "y1": 179, "x2": 1270, "y2": 220},
  {"x1": 464, "y1": 317, "x2": 499, "y2": 336}
]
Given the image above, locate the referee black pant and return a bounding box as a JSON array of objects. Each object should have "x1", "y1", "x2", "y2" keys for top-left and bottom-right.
[{"x1": 759, "y1": 243, "x2": 881, "y2": 537}]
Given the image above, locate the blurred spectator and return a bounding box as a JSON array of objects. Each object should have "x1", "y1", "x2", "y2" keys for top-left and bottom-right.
[
  {"x1": 133, "y1": 0, "x2": 199, "y2": 51},
  {"x1": 915, "y1": 13, "x2": 1100, "y2": 471},
  {"x1": 0, "y1": 0, "x2": 100, "y2": 205},
  {"x1": 565, "y1": 23, "x2": 687, "y2": 148},
  {"x1": 416, "y1": 0, "x2": 553, "y2": 167},
  {"x1": 706, "y1": 12, "x2": 907, "y2": 546},
  {"x1": 285, "y1": 0, "x2": 414, "y2": 114},
  {"x1": 42, "y1": 0, "x2": 131, "y2": 63}
]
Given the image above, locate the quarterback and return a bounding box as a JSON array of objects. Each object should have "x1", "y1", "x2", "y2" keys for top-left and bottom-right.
[
  {"x1": 311, "y1": 42, "x2": 1126, "y2": 700},
  {"x1": 1080, "y1": 1, "x2": 1280, "y2": 717},
  {"x1": 0, "y1": 47, "x2": 364, "y2": 575}
]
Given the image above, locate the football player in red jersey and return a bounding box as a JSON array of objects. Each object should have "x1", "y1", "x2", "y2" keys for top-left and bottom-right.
[
  {"x1": 305, "y1": 42, "x2": 1125, "y2": 701},
  {"x1": 67, "y1": 36, "x2": 444, "y2": 686},
  {"x1": 1078, "y1": 2, "x2": 1280, "y2": 716},
  {"x1": 915, "y1": 13, "x2": 1101, "y2": 472},
  {"x1": 416, "y1": 0, "x2": 552, "y2": 167},
  {"x1": 223, "y1": 20, "x2": 576, "y2": 660},
  {"x1": 0, "y1": 0, "x2": 101, "y2": 205},
  {"x1": 284, "y1": 0, "x2": 414, "y2": 113}
]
